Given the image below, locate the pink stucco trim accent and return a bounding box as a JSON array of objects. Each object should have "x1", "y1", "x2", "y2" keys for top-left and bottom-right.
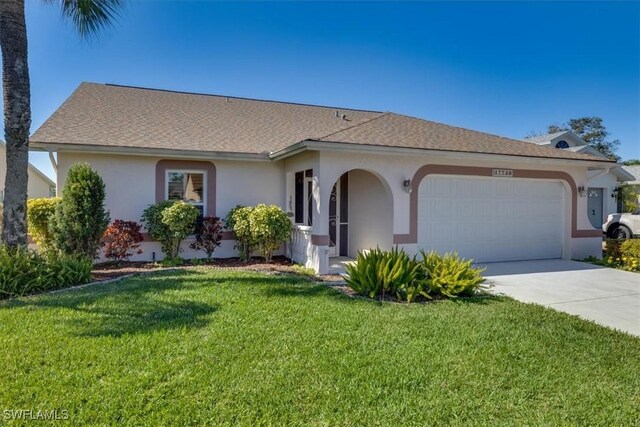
[
  {"x1": 311, "y1": 234, "x2": 330, "y2": 245},
  {"x1": 392, "y1": 165, "x2": 601, "y2": 245},
  {"x1": 155, "y1": 159, "x2": 216, "y2": 216}
]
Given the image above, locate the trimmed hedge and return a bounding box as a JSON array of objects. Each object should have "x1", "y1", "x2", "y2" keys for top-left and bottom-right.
[{"x1": 27, "y1": 198, "x2": 60, "y2": 249}]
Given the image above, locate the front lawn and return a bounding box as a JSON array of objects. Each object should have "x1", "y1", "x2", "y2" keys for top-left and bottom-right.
[{"x1": 1, "y1": 269, "x2": 638, "y2": 425}]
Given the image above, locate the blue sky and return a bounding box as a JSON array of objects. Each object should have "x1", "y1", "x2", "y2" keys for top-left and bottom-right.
[{"x1": 16, "y1": 1, "x2": 640, "y2": 180}]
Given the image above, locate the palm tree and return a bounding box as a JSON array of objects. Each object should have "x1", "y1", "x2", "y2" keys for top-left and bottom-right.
[{"x1": 0, "y1": 0, "x2": 122, "y2": 248}]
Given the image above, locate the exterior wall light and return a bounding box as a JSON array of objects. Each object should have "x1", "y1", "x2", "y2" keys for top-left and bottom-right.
[
  {"x1": 577, "y1": 185, "x2": 587, "y2": 197},
  {"x1": 612, "y1": 187, "x2": 619, "y2": 198},
  {"x1": 403, "y1": 179, "x2": 412, "y2": 194}
]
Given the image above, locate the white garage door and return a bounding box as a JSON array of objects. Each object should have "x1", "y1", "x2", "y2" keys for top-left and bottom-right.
[{"x1": 417, "y1": 175, "x2": 565, "y2": 262}]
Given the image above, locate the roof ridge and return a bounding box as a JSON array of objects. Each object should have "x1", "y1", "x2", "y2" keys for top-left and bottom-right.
[
  {"x1": 96, "y1": 82, "x2": 384, "y2": 114},
  {"x1": 316, "y1": 112, "x2": 392, "y2": 141}
]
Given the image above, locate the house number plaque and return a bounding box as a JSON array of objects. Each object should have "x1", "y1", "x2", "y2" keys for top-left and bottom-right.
[{"x1": 492, "y1": 169, "x2": 513, "y2": 177}]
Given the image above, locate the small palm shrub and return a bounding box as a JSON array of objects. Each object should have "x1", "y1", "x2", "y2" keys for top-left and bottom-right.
[
  {"x1": 51, "y1": 163, "x2": 109, "y2": 259},
  {"x1": 0, "y1": 246, "x2": 91, "y2": 299},
  {"x1": 249, "y1": 204, "x2": 292, "y2": 262},
  {"x1": 102, "y1": 220, "x2": 144, "y2": 262},
  {"x1": 190, "y1": 216, "x2": 223, "y2": 260},
  {"x1": 420, "y1": 251, "x2": 486, "y2": 298},
  {"x1": 141, "y1": 201, "x2": 199, "y2": 260},
  {"x1": 27, "y1": 198, "x2": 61, "y2": 250},
  {"x1": 345, "y1": 247, "x2": 427, "y2": 302},
  {"x1": 224, "y1": 205, "x2": 254, "y2": 261}
]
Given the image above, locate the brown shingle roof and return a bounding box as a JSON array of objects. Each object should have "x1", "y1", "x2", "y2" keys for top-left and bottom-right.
[{"x1": 31, "y1": 82, "x2": 611, "y2": 163}]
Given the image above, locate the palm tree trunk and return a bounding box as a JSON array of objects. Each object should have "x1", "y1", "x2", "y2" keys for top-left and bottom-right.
[{"x1": 0, "y1": 0, "x2": 30, "y2": 248}]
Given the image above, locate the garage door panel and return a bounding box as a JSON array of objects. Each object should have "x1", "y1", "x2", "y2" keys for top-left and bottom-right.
[{"x1": 418, "y1": 176, "x2": 564, "y2": 263}]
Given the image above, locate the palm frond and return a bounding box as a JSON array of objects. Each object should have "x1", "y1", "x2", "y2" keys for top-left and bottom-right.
[{"x1": 48, "y1": 0, "x2": 123, "y2": 38}]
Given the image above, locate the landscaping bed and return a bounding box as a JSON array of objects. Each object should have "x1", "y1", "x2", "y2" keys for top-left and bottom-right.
[{"x1": 91, "y1": 256, "x2": 303, "y2": 282}]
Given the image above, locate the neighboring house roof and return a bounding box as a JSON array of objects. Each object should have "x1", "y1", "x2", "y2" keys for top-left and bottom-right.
[
  {"x1": 0, "y1": 141, "x2": 55, "y2": 187},
  {"x1": 524, "y1": 131, "x2": 571, "y2": 145},
  {"x1": 31, "y1": 82, "x2": 612, "y2": 163},
  {"x1": 622, "y1": 165, "x2": 640, "y2": 185}
]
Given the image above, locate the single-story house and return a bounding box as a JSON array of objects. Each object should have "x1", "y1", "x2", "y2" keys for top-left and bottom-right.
[
  {"x1": 0, "y1": 141, "x2": 55, "y2": 201},
  {"x1": 523, "y1": 131, "x2": 634, "y2": 227},
  {"x1": 31, "y1": 83, "x2": 615, "y2": 273}
]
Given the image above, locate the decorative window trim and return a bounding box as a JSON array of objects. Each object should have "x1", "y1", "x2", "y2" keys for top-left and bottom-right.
[{"x1": 155, "y1": 160, "x2": 216, "y2": 216}]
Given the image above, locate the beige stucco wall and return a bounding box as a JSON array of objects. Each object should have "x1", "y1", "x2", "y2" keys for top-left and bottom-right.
[
  {"x1": 314, "y1": 150, "x2": 601, "y2": 271},
  {"x1": 0, "y1": 145, "x2": 54, "y2": 200},
  {"x1": 586, "y1": 171, "x2": 619, "y2": 216},
  {"x1": 57, "y1": 152, "x2": 285, "y2": 260},
  {"x1": 348, "y1": 170, "x2": 393, "y2": 258},
  {"x1": 58, "y1": 148, "x2": 603, "y2": 272}
]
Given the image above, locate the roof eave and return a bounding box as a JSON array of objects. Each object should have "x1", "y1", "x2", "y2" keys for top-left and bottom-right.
[
  {"x1": 277, "y1": 139, "x2": 615, "y2": 167},
  {"x1": 30, "y1": 141, "x2": 272, "y2": 162}
]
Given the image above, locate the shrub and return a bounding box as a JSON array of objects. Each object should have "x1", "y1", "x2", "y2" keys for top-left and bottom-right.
[
  {"x1": 618, "y1": 185, "x2": 639, "y2": 213},
  {"x1": 27, "y1": 198, "x2": 61, "y2": 249},
  {"x1": 190, "y1": 216, "x2": 223, "y2": 260},
  {"x1": 420, "y1": 251, "x2": 486, "y2": 298},
  {"x1": 249, "y1": 204, "x2": 292, "y2": 262},
  {"x1": 0, "y1": 246, "x2": 91, "y2": 299},
  {"x1": 141, "y1": 201, "x2": 199, "y2": 259},
  {"x1": 345, "y1": 247, "x2": 427, "y2": 302},
  {"x1": 141, "y1": 200, "x2": 175, "y2": 256},
  {"x1": 161, "y1": 201, "x2": 200, "y2": 258},
  {"x1": 604, "y1": 239, "x2": 624, "y2": 260},
  {"x1": 51, "y1": 163, "x2": 109, "y2": 259},
  {"x1": 605, "y1": 240, "x2": 640, "y2": 272},
  {"x1": 224, "y1": 205, "x2": 254, "y2": 261},
  {"x1": 102, "y1": 220, "x2": 144, "y2": 262}
]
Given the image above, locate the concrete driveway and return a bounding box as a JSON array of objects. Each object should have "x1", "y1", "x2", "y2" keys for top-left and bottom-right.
[{"x1": 481, "y1": 259, "x2": 640, "y2": 337}]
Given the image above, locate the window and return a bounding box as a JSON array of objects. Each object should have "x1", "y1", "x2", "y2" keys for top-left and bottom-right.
[
  {"x1": 166, "y1": 171, "x2": 206, "y2": 217},
  {"x1": 294, "y1": 169, "x2": 313, "y2": 225},
  {"x1": 555, "y1": 140, "x2": 570, "y2": 149}
]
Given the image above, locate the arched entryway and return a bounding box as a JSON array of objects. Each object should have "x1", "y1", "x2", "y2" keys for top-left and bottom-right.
[{"x1": 328, "y1": 169, "x2": 393, "y2": 258}]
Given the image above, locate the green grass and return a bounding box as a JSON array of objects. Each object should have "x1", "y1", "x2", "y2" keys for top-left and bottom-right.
[{"x1": 1, "y1": 269, "x2": 639, "y2": 425}]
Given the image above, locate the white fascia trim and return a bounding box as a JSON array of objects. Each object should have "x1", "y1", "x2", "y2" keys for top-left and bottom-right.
[
  {"x1": 273, "y1": 139, "x2": 616, "y2": 168},
  {"x1": 587, "y1": 167, "x2": 611, "y2": 181},
  {"x1": 29, "y1": 142, "x2": 272, "y2": 162}
]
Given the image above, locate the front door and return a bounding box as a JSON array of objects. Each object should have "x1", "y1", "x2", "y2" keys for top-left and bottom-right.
[
  {"x1": 588, "y1": 188, "x2": 604, "y2": 229},
  {"x1": 328, "y1": 180, "x2": 340, "y2": 257}
]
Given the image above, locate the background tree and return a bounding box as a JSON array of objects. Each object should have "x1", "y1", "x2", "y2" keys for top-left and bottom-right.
[
  {"x1": 622, "y1": 159, "x2": 640, "y2": 166},
  {"x1": 545, "y1": 117, "x2": 620, "y2": 161},
  {"x1": 0, "y1": 0, "x2": 122, "y2": 248}
]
